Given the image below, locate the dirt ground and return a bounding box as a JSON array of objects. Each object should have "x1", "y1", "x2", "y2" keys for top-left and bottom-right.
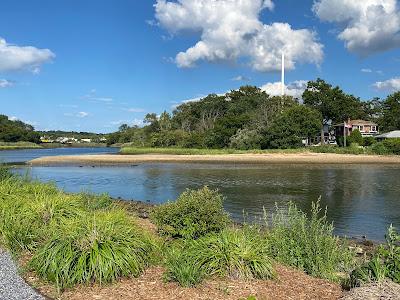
[
  {"x1": 26, "y1": 265, "x2": 343, "y2": 300},
  {"x1": 29, "y1": 152, "x2": 400, "y2": 166}
]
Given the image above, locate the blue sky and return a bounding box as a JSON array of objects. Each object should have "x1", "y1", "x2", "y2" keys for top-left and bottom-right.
[{"x1": 0, "y1": 0, "x2": 399, "y2": 133}]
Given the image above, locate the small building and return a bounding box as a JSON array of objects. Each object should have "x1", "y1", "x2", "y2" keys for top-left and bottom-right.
[
  {"x1": 375, "y1": 130, "x2": 400, "y2": 141},
  {"x1": 334, "y1": 119, "x2": 379, "y2": 138},
  {"x1": 80, "y1": 138, "x2": 92, "y2": 143}
]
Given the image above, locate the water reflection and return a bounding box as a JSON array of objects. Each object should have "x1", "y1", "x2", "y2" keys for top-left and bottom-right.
[{"x1": 17, "y1": 163, "x2": 400, "y2": 242}]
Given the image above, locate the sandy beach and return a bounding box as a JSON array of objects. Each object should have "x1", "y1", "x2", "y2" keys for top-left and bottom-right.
[{"x1": 28, "y1": 152, "x2": 400, "y2": 166}]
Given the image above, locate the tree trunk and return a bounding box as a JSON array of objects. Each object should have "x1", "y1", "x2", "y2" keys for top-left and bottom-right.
[{"x1": 320, "y1": 126, "x2": 325, "y2": 145}]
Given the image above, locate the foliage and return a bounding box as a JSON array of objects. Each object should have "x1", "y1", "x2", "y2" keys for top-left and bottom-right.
[
  {"x1": 382, "y1": 138, "x2": 400, "y2": 155},
  {"x1": 362, "y1": 136, "x2": 376, "y2": 147},
  {"x1": 151, "y1": 187, "x2": 230, "y2": 239},
  {"x1": 229, "y1": 128, "x2": 262, "y2": 150},
  {"x1": 370, "y1": 142, "x2": 389, "y2": 155},
  {"x1": 164, "y1": 228, "x2": 275, "y2": 287},
  {"x1": 380, "y1": 92, "x2": 400, "y2": 132},
  {"x1": 0, "y1": 175, "x2": 155, "y2": 293},
  {"x1": 347, "y1": 129, "x2": 363, "y2": 146},
  {"x1": 309, "y1": 145, "x2": 365, "y2": 155},
  {"x1": 303, "y1": 79, "x2": 364, "y2": 126},
  {"x1": 0, "y1": 165, "x2": 12, "y2": 180},
  {"x1": 264, "y1": 201, "x2": 355, "y2": 281},
  {"x1": 351, "y1": 225, "x2": 400, "y2": 286},
  {"x1": 163, "y1": 245, "x2": 205, "y2": 287},
  {"x1": 0, "y1": 115, "x2": 40, "y2": 143},
  {"x1": 30, "y1": 209, "x2": 154, "y2": 290},
  {"x1": 263, "y1": 105, "x2": 322, "y2": 149}
]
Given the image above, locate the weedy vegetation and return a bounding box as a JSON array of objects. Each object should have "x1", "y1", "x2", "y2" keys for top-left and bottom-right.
[
  {"x1": 351, "y1": 225, "x2": 400, "y2": 286},
  {"x1": 0, "y1": 168, "x2": 156, "y2": 292},
  {"x1": 264, "y1": 201, "x2": 355, "y2": 281},
  {"x1": 1, "y1": 167, "x2": 398, "y2": 294},
  {"x1": 164, "y1": 228, "x2": 275, "y2": 287}
]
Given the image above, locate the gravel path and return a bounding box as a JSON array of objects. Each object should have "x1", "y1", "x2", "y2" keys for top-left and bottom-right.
[{"x1": 0, "y1": 249, "x2": 44, "y2": 300}]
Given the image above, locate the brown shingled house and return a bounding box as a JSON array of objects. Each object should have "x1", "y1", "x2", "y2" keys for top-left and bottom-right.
[{"x1": 334, "y1": 119, "x2": 379, "y2": 138}]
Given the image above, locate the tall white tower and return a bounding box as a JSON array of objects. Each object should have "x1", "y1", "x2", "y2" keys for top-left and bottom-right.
[{"x1": 281, "y1": 52, "x2": 285, "y2": 96}]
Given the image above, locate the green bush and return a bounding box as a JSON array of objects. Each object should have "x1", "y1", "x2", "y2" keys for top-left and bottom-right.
[
  {"x1": 164, "y1": 228, "x2": 275, "y2": 286},
  {"x1": 265, "y1": 201, "x2": 355, "y2": 281},
  {"x1": 383, "y1": 138, "x2": 400, "y2": 155},
  {"x1": 362, "y1": 136, "x2": 376, "y2": 147},
  {"x1": 30, "y1": 209, "x2": 154, "y2": 291},
  {"x1": 347, "y1": 129, "x2": 363, "y2": 146},
  {"x1": 151, "y1": 187, "x2": 230, "y2": 239},
  {"x1": 370, "y1": 142, "x2": 389, "y2": 155},
  {"x1": 351, "y1": 225, "x2": 400, "y2": 286}
]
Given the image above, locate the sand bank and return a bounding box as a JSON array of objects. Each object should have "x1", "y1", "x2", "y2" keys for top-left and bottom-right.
[{"x1": 28, "y1": 153, "x2": 400, "y2": 166}]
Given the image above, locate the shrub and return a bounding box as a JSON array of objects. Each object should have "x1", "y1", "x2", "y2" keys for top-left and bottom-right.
[
  {"x1": 370, "y1": 142, "x2": 389, "y2": 155},
  {"x1": 362, "y1": 136, "x2": 376, "y2": 147},
  {"x1": 265, "y1": 201, "x2": 355, "y2": 281},
  {"x1": 351, "y1": 225, "x2": 400, "y2": 286},
  {"x1": 151, "y1": 187, "x2": 230, "y2": 239},
  {"x1": 30, "y1": 209, "x2": 154, "y2": 291},
  {"x1": 164, "y1": 228, "x2": 275, "y2": 286},
  {"x1": 347, "y1": 129, "x2": 363, "y2": 146},
  {"x1": 383, "y1": 138, "x2": 400, "y2": 155}
]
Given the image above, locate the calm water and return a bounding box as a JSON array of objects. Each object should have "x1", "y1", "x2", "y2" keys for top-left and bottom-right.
[
  {"x1": 2, "y1": 148, "x2": 399, "y2": 241},
  {"x1": 0, "y1": 147, "x2": 119, "y2": 163}
]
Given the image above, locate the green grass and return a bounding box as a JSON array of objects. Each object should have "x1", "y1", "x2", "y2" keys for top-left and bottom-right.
[
  {"x1": 0, "y1": 170, "x2": 156, "y2": 292},
  {"x1": 0, "y1": 141, "x2": 42, "y2": 150},
  {"x1": 30, "y1": 209, "x2": 154, "y2": 291},
  {"x1": 164, "y1": 228, "x2": 275, "y2": 287},
  {"x1": 120, "y1": 146, "x2": 309, "y2": 155},
  {"x1": 120, "y1": 145, "x2": 397, "y2": 156},
  {"x1": 264, "y1": 201, "x2": 355, "y2": 281}
]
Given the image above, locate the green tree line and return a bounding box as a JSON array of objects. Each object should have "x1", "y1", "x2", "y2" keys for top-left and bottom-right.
[
  {"x1": 108, "y1": 79, "x2": 400, "y2": 149},
  {"x1": 0, "y1": 115, "x2": 41, "y2": 143}
]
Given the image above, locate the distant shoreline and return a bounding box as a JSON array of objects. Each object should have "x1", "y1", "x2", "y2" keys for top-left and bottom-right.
[
  {"x1": 29, "y1": 152, "x2": 400, "y2": 166},
  {"x1": 0, "y1": 143, "x2": 112, "y2": 151}
]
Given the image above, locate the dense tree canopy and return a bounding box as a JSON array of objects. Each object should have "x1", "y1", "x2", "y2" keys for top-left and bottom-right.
[
  {"x1": 0, "y1": 115, "x2": 40, "y2": 143},
  {"x1": 106, "y1": 80, "x2": 400, "y2": 149}
]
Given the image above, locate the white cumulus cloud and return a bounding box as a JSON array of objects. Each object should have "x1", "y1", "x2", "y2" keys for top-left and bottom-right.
[
  {"x1": 261, "y1": 80, "x2": 308, "y2": 99},
  {"x1": 313, "y1": 0, "x2": 400, "y2": 55},
  {"x1": 373, "y1": 77, "x2": 400, "y2": 92},
  {"x1": 0, "y1": 37, "x2": 55, "y2": 73},
  {"x1": 0, "y1": 79, "x2": 13, "y2": 88},
  {"x1": 155, "y1": 0, "x2": 323, "y2": 72}
]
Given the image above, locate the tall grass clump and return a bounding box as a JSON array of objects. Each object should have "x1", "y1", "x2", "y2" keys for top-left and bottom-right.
[
  {"x1": 164, "y1": 228, "x2": 275, "y2": 287},
  {"x1": 151, "y1": 187, "x2": 230, "y2": 239},
  {"x1": 30, "y1": 209, "x2": 154, "y2": 291},
  {"x1": 351, "y1": 225, "x2": 400, "y2": 286},
  {"x1": 265, "y1": 200, "x2": 355, "y2": 281},
  {"x1": 0, "y1": 176, "x2": 87, "y2": 252}
]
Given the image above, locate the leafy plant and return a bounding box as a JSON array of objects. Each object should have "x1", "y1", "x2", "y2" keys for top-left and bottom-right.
[
  {"x1": 347, "y1": 129, "x2": 363, "y2": 146},
  {"x1": 351, "y1": 225, "x2": 400, "y2": 286},
  {"x1": 30, "y1": 209, "x2": 154, "y2": 291},
  {"x1": 164, "y1": 228, "x2": 275, "y2": 287},
  {"x1": 151, "y1": 187, "x2": 230, "y2": 239},
  {"x1": 264, "y1": 200, "x2": 355, "y2": 281},
  {"x1": 164, "y1": 246, "x2": 204, "y2": 287}
]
